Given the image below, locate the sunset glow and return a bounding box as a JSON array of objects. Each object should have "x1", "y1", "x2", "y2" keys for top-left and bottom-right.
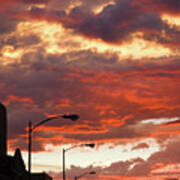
[{"x1": 1, "y1": 0, "x2": 180, "y2": 180}]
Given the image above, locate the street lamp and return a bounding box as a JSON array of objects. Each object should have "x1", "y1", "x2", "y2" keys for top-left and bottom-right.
[
  {"x1": 28, "y1": 114, "x2": 79, "y2": 180},
  {"x1": 62, "y1": 143, "x2": 95, "y2": 180},
  {"x1": 74, "y1": 171, "x2": 96, "y2": 180}
]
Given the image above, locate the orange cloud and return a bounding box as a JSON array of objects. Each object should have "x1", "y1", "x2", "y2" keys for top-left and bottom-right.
[{"x1": 4, "y1": 95, "x2": 34, "y2": 105}]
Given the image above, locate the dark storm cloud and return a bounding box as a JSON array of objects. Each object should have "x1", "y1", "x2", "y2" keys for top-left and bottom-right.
[
  {"x1": 1, "y1": 0, "x2": 180, "y2": 48},
  {"x1": 1, "y1": 50, "x2": 180, "y2": 151},
  {"x1": 27, "y1": 0, "x2": 139, "y2": 43},
  {"x1": 70, "y1": 0, "x2": 138, "y2": 43},
  {"x1": 26, "y1": 0, "x2": 180, "y2": 48}
]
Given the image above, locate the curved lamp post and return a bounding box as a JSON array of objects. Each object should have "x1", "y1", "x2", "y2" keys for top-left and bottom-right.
[
  {"x1": 63, "y1": 143, "x2": 95, "y2": 180},
  {"x1": 74, "y1": 171, "x2": 96, "y2": 180},
  {"x1": 28, "y1": 114, "x2": 79, "y2": 180}
]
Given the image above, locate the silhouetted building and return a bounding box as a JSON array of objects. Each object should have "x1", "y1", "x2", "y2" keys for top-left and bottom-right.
[
  {"x1": 0, "y1": 102, "x2": 53, "y2": 180},
  {"x1": 0, "y1": 148, "x2": 28, "y2": 180},
  {"x1": 32, "y1": 172, "x2": 53, "y2": 180},
  {"x1": 0, "y1": 102, "x2": 7, "y2": 157},
  {"x1": 0, "y1": 102, "x2": 28, "y2": 179}
]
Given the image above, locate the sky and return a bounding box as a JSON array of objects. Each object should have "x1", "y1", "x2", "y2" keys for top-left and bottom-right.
[{"x1": 0, "y1": 0, "x2": 180, "y2": 180}]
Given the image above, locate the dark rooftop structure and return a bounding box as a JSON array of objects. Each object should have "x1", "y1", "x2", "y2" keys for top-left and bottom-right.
[
  {"x1": 0, "y1": 102, "x2": 7, "y2": 157},
  {"x1": 0, "y1": 102, "x2": 53, "y2": 180},
  {"x1": 32, "y1": 172, "x2": 53, "y2": 180}
]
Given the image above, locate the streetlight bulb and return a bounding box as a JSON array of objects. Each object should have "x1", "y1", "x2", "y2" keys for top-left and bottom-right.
[
  {"x1": 85, "y1": 143, "x2": 95, "y2": 148},
  {"x1": 62, "y1": 114, "x2": 79, "y2": 121}
]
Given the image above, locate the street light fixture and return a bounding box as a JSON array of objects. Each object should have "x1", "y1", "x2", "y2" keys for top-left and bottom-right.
[
  {"x1": 62, "y1": 143, "x2": 95, "y2": 180},
  {"x1": 84, "y1": 143, "x2": 95, "y2": 148},
  {"x1": 28, "y1": 114, "x2": 79, "y2": 180},
  {"x1": 74, "y1": 171, "x2": 96, "y2": 180}
]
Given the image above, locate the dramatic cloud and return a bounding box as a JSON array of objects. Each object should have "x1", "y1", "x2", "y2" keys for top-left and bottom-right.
[
  {"x1": 50, "y1": 139, "x2": 180, "y2": 179},
  {"x1": 0, "y1": 0, "x2": 180, "y2": 179},
  {"x1": 1, "y1": 53, "x2": 179, "y2": 152},
  {"x1": 22, "y1": 0, "x2": 180, "y2": 49}
]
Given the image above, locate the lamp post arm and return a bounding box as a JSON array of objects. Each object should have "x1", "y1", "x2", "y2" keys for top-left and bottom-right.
[
  {"x1": 64, "y1": 144, "x2": 79, "y2": 152},
  {"x1": 28, "y1": 115, "x2": 62, "y2": 180},
  {"x1": 75, "y1": 172, "x2": 89, "y2": 179},
  {"x1": 75, "y1": 171, "x2": 96, "y2": 180},
  {"x1": 32, "y1": 116, "x2": 62, "y2": 131},
  {"x1": 65, "y1": 143, "x2": 94, "y2": 152},
  {"x1": 27, "y1": 113, "x2": 79, "y2": 180}
]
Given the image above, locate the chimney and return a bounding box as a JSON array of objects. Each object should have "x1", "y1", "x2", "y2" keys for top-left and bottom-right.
[{"x1": 0, "y1": 103, "x2": 7, "y2": 157}]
